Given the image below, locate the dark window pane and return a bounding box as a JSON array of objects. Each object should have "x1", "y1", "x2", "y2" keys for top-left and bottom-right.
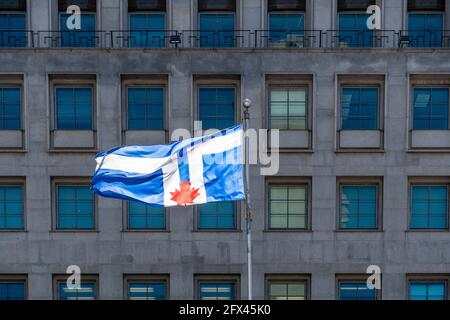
[
  {"x1": 128, "y1": 0, "x2": 166, "y2": 11},
  {"x1": 408, "y1": 0, "x2": 445, "y2": 11},
  {"x1": 268, "y1": 0, "x2": 306, "y2": 11},
  {"x1": 268, "y1": 14, "x2": 304, "y2": 47},
  {"x1": 0, "y1": 87, "x2": 21, "y2": 129},
  {"x1": 338, "y1": 0, "x2": 375, "y2": 11},
  {"x1": 58, "y1": 0, "x2": 97, "y2": 11},
  {"x1": 198, "y1": 0, "x2": 236, "y2": 11}
]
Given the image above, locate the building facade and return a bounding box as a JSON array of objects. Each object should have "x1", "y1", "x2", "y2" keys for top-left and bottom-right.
[{"x1": 0, "y1": 0, "x2": 450, "y2": 300}]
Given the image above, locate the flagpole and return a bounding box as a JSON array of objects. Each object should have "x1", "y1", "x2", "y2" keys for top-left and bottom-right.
[{"x1": 242, "y1": 98, "x2": 253, "y2": 300}]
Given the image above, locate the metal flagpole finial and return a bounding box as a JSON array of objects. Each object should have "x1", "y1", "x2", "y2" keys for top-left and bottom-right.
[{"x1": 243, "y1": 98, "x2": 252, "y2": 109}]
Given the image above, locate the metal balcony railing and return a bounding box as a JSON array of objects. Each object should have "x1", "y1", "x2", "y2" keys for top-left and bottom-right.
[
  {"x1": 0, "y1": 30, "x2": 33, "y2": 48},
  {"x1": 324, "y1": 30, "x2": 398, "y2": 48},
  {"x1": 398, "y1": 30, "x2": 450, "y2": 48},
  {"x1": 109, "y1": 30, "x2": 181, "y2": 48},
  {"x1": 181, "y1": 30, "x2": 253, "y2": 48},
  {"x1": 2, "y1": 28, "x2": 450, "y2": 49},
  {"x1": 35, "y1": 30, "x2": 108, "y2": 48},
  {"x1": 255, "y1": 30, "x2": 322, "y2": 48}
]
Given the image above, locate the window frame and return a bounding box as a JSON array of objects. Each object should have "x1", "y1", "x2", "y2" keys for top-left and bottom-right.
[
  {"x1": 0, "y1": 178, "x2": 26, "y2": 231},
  {"x1": 194, "y1": 77, "x2": 240, "y2": 133},
  {"x1": 0, "y1": 274, "x2": 27, "y2": 300},
  {"x1": 124, "y1": 274, "x2": 169, "y2": 300},
  {"x1": 408, "y1": 178, "x2": 450, "y2": 231},
  {"x1": 123, "y1": 80, "x2": 167, "y2": 132},
  {"x1": 265, "y1": 274, "x2": 310, "y2": 300},
  {"x1": 0, "y1": 75, "x2": 24, "y2": 132},
  {"x1": 411, "y1": 84, "x2": 450, "y2": 130},
  {"x1": 336, "y1": 274, "x2": 381, "y2": 300},
  {"x1": 50, "y1": 77, "x2": 97, "y2": 133},
  {"x1": 53, "y1": 274, "x2": 99, "y2": 300},
  {"x1": 197, "y1": 11, "x2": 237, "y2": 48},
  {"x1": 194, "y1": 201, "x2": 240, "y2": 232},
  {"x1": 268, "y1": 85, "x2": 309, "y2": 131},
  {"x1": 52, "y1": 178, "x2": 97, "y2": 232},
  {"x1": 407, "y1": 274, "x2": 450, "y2": 300},
  {"x1": 123, "y1": 200, "x2": 168, "y2": 231},
  {"x1": 266, "y1": 180, "x2": 311, "y2": 231},
  {"x1": 128, "y1": 11, "x2": 167, "y2": 48},
  {"x1": 194, "y1": 274, "x2": 240, "y2": 300},
  {"x1": 336, "y1": 177, "x2": 383, "y2": 231}
]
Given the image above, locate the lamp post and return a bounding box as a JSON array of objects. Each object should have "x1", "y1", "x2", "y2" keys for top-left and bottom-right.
[{"x1": 242, "y1": 98, "x2": 253, "y2": 300}]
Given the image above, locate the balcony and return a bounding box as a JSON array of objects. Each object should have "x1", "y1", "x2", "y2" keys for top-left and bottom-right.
[
  {"x1": 324, "y1": 30, "x2": 398, "y2": 48},
  {"x1": 181, "y1": 30, "x2": 253, "y2": 48},
  {"x1": 255, "y1": 30, "x2": 322, "y2": 48},
  {"x1": 398, "y1": 30, "x2": 450, "y2": 48},
  {"x1": 110, "y1": 30, "x2": 181, "y2": 48},
  {"x1": 1, "y1": 28, "x2": 450, "y2": 49}
]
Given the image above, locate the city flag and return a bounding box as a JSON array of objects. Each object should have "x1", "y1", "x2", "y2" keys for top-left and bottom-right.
[{"x1": 91, "y1": 125, "x2": 245, "y2": 207}]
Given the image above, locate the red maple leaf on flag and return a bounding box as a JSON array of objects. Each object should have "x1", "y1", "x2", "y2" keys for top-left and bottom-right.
[{"x1": 170, "y1": 180, "x2": 200, "y2": 206}]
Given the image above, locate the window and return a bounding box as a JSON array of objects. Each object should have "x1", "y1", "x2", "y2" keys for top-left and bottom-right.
[
  {"x1": 56, "y1": 280, "x2": 97, "y2": 300},
  {"x1": 270, "y1": 87, "x2": 307, "y2": 130},
  {"x1": 198, "y1": 87, "x2": 235, "y2": 130},
  {"x1": 268, "y1": 8, "x2": 304, "y2": 48},
  {"x1": 266, "y1": 275, "x2": 309, "y2": 300},
  {"x1": 198, "y1": 0, "x2": 236, "y2": 48},
  {"x1": 196, "y1": 275, "x2": 238, "y2": 300},
  {"x1": 56, "y1": 185, "x2": 95, "y2": 230},
  {"x1": 412, "y1": 88, "x2": 449, "y2": 130},
  {"x1": 127, "y1": 87, "x2": 164, "y2": 130},
  {"x1": 128, "y1": 201, "x2": 165, "y2": 230},
  {"x1": 55, "y1": 87, "x2": 93, "y2": 130},
  {"x1": 128, "y1": 0, "x2": 166, "y2": 48},
  {"x1": 409, "y1": 281, "x2": 447, "y2": 300},
  {"x1": 338, "y1": 281, "x2": 377, "y2": 300},
  {"x1": 269, "y1": 184, "x2": 308, "y2": 230},
  {"x1": 198, "y1": 202, "x2": 236, "y2": 229},
  {"x1": 408, "y1": 0, "x2": 445, "y2": 48},
  {"x1": 0, "y1": 277, "x2": 26, "y2": 300},
  {"x1": 339, "y1": 184, "x2": 378, "y2": 229},
  {"x1": 338, "y1": 12, "x2": 373, "y2": 48},
  {"x1": 0, "y1": 87, "x2": 21, "y2": 129},
  {"x1": 341, "y1": 87, "x2": 378, "y2": 130},
  {"x1": 0, "y1": 13, "x2": 26, "y2": 48},
  {"x1": 0, "y1": 185, "x2": 24, "y2": 230},
  {"x1": 125, "y1": 275, "x2": 168, "y2": 300},
  {"x1": 411, "y1": 185, "x2": 448, "y2": 229},
  {"x1": 59, "y1": 0, "x2": 96, "y2": 49}
]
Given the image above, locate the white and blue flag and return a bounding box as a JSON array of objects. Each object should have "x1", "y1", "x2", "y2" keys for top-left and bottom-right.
[{"x1": 92, "y1": 125, "x2": 245, "y2": 207}]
